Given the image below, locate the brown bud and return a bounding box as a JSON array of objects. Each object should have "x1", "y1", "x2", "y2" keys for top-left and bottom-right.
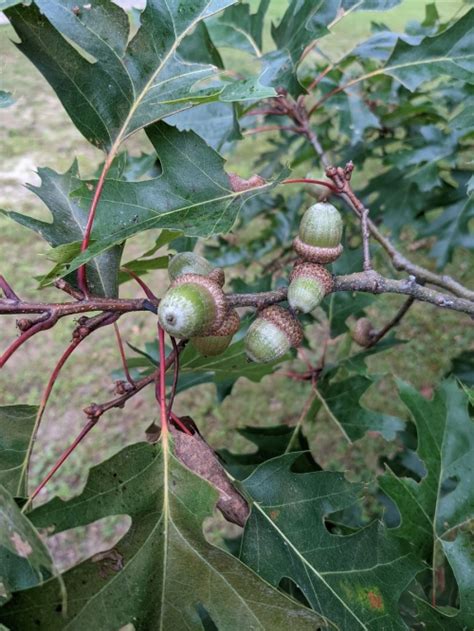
[
  {"x1": 16, "y1": 318, "x2": 34, "y2": 332},
  {"x1": 352, "y1": 318, "x2": 375, "y2": 347}
]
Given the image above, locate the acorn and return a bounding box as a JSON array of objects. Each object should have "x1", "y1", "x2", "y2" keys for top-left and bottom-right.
[
  {"x1": 352, "y1": 317, "x2": 375, "y2": 347},
  {"x1": 245, "y1": 305, "x2": 303, "y2": 363},
  {"x1": 158, "y1": 274, "x2": 226, "y2": 339},
  {"x1": 192, "y1": 309, "x2": 240, "y2": 357},
  {"x1": 168, "y1": 252, "x2": 213, "y2": 281},
  {"x1": 288, "y1": 262, "x2": 333, "y2": 313},
  {"x1": 293, "y1": 202, "x2": 343, "y2": 263}
]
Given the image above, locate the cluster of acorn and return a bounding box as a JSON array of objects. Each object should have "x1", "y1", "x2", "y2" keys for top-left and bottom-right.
[{"x1": 157, "y1": 202, "x2": 344, "y2": 363}]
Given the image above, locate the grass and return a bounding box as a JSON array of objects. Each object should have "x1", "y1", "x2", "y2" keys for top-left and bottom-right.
[{"x1": 0, "y1": 1, "x2": 472, "y2": 566}]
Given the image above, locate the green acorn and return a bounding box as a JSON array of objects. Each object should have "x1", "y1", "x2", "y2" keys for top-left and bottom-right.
[
  {"x1": 168, "y1": 252, "x2": 214, "y2": 281},
  {"x1": 287, "y1": 262, "x2": 333, "y2": 313},
  {"x1": 158, "y1": 274, "x2": 226, "y2": 339},
  {"x1": 192, "y1": 309, "x2": 240, "y2": 357},
  {"x1": 293, "y1": 202, "x2": 343, "y2": 263},
  {"x1": 245, "y1": 305, "x2": 303, "y2": 364}
]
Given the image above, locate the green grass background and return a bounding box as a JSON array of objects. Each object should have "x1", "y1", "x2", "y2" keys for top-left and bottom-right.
[{"x1": 0, "y1": 0, "x2": 472, "y2": 564}]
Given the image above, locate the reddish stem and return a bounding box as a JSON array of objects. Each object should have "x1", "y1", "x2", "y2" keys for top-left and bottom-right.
[
  {"x1": 167, "y1": 336, "x2": 180, "y2": 420},
  {"x1": 157, "y1": 325, "x2": 168, "y2": 435},
  {"x1": 24, "y1": 418, "x2": 97, "y2": 510},
  {"x1": 170, "y1": 411, "x2": 193, "y2": 436},
  {"x1": 306, "y1": 63, "x2": 334, "y2": 94},
  {"x1": 282, "y1": 178, "x2": 338, "y2": 193},
  {"x1": 0, "y1": 316, "x2": 56, "y2": 368},
  {"x1": 78, "y1": 158, "x2": 113, "y2": 295},
  {"x1": 113, "y1": 322, "x2": 135, "y2": 387},
  {"x1": 121, "y1": 267, "x2": 158, "y2": 302},
  {"x1": 0, "y1": 274, "x2": 21, "y2": 301}
]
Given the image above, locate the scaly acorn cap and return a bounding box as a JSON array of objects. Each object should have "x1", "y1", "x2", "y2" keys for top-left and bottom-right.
[
  {"x1": 192, "y1": 309, "x2": 240, "y2": 357},
  {"x1": 158, "y1": 274, "x2": 226, "y2": 339},
  {"x1": 288, "y1": 263, "x2": 333, "y2": 313},
  {"x1": 293, "y1": 201, "x2": 343, "y2": 263},
  {"x1": 168, "y1": 252, "x2": 214, "y2": 281},
  {"x1": 208, "y1": 267, "x2": 226, "y2": 288},
  {"x1": 245, "y1": 305, "x2": 303, "y2": 364}
]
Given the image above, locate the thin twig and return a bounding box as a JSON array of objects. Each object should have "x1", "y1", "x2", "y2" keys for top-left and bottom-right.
[
  {"x1": 0, "y1": 274, "x2": 21, "y2": 301},
  {"x1": 305, "y1": 63, "x2": 335, "y2": 93},
  {"x1": 243, "y1": 124, "x2": 300, "y2": 136},
  {"x1": 366, "y1": 297, "x2": 415, "y2": 348},
  {"x1": 22, "y1": 418, "x2": 98, "y2": 512},
  {"x1": 17, "y1": 312, "x2": 120, "y2": 496},
  {"x1": 113, "y1": 321, "x2": 135, "y2": 387}
]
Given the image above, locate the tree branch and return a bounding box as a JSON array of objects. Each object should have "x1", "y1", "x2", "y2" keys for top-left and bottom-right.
[{"x1": 228, "y1": 272, "x2": 474, "y2": 317}]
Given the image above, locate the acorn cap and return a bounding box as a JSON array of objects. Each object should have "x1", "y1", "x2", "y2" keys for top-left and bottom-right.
[
  {"x1": 293, "y1": 236, "x2": 343, "y2": 264},
  {"x1": 290, "y1": 262, "x2": 333, "y2": 292},
  {"x1": 259, "y1": 305, "x2": 303, "y2": 347},
  {"x1": 208, "y1": 267, "x2": 226, "y2": 288},
  {"x1": 245, "y1": 305, "x2": 303, "y2": 363},
  {"x1": 299, "y1": 202, "x2": 343, "y2": 248},
  {"x1": 168, "y1": 252, "x2": 213, "y2": 281},
  {"x1": 158, "y1": 274, "x2": 226, "y2": 338},
  {"x1": 208, "y1": 309, "x2": 240, "y2": 336},
  {"x1": 288, "y1": 263, "x2": 333, "y2": 313},
  {"x1": 191, "y1": 310, "x2": 240, "y2": 357}
]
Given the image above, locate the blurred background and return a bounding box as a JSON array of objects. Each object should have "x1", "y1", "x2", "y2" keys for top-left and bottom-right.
[{"x1": 0, "y1": 0, "x2": 472, "y2": 567}]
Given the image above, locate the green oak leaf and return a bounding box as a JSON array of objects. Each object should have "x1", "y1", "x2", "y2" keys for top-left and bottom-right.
[
  {"x1": 0, "y1": 486, "x2": 56, "y2": 604},
  {"x1": 261, "y1": 0, "x2": 340, "y2": 96},
  {"x1": 6, "y1": 0, "x2": 257, "y2": 151},
  {"x1": 1, "y1": 161, "x2": 123, "y2": 297},
  {"x1": 423, "y1": 198, "x2": 474, "y2": 268},
  {"x1": 379, "y1": 379, "x2": 474, "y2": 565},
  {"x1": 62, "y1": 122, "x2": 286, "y2": 275},
  {"x1": 0, "y1": 442, "x2": 323, "y2": 630},
  {"x1": 207, "y1": 0, "x2": 270, "y2": 57},
  {"x1": 446, "y1": 350, "x2": 474, "y2": 387},
  {"x1": 383, "y1": 9, "x2": 474, "y2": 91},
  {"x1": 380, "y1": 379, "x2": 474, "y2": 547},
  {"x1": 0, "y1": 406, "x2": 37, "y2": 499},
  {"x1": 166, "y1": 101, "x2": 239, "y2": 150},
  {"x1": 240, "y1": 453, "x2": 422, "y2": 630},
  {"x1": 220, "y1": 422, "x2": 321, "y2": 480},
  {"x1": 316, "y1": 374, "x2": 404, "y2": 442}
]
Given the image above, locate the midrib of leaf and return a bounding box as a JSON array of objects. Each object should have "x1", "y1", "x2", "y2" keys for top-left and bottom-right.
[
  {"x1": 252, "y1": 501, "x2": 369, "y2": 630},
  {"x1": 108, "y1": 0, "x2": 223, "y2": 155},
  {"x1": 339, "y1": 52, "x2": 474, "y2": 94},
  {"x1": 225, "y1": 23, "x2": 262, "y2": 57},
  {"x1": 73, "y1": 179, "x2": 273, "y2": 267},
  {"x1": 170, "y1": 512, "x2": 263, "y2": 628},
  {"x1": 50, "y1": 175, "x2": 110, "y2": 295},
  {"x1": 159, "y1": 434, "x2": 170, "y2": 631},
  {"x1": 314, "y1": 389, "x2": 351, "y2": 443}
]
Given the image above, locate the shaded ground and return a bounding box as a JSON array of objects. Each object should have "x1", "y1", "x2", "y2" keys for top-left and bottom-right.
[{"x1": 0, "y1": 1, "x2": 472, "y2": 568}]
